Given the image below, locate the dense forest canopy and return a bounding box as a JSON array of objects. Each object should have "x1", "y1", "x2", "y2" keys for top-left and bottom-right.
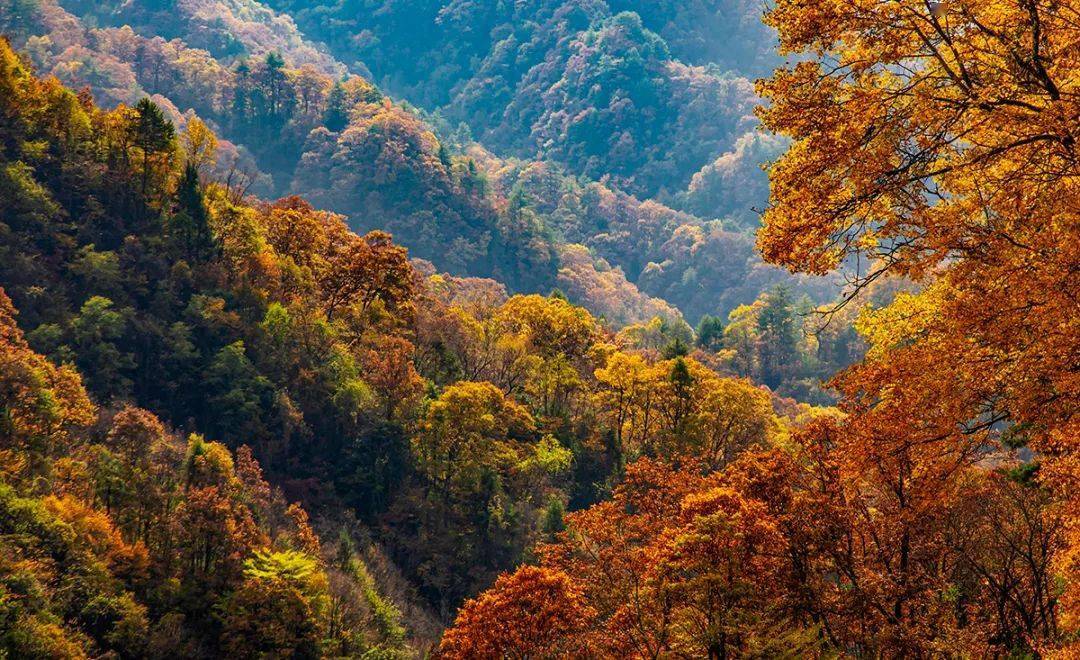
[{"x1": 0, "y1": 0, "x2": 1077, "y2": 657}]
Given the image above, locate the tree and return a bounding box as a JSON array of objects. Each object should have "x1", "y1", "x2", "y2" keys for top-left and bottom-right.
[
  {"x1": 67, "y1": 296, "x2": 136, "y2": 401},
  {"x1": 436, "y1": 566, "x2": 591, "y2": 656},
  {"x1": 317, "y1": 230, "x2": 414, "y2": 321},
  {"x1": 695, "y1": 314, "x2": 725, "y2": 351},
  {"x1": 175, "y1": 435, "x2": 266, "y2": 590},
  {"x1": 756, "y1": 286, "x2": 798, "y2": 390},
  {"x1": 0, "y1": 288, "x2": 95, "y2": 475},
  {"x1": 129, "y1": 98, "x2": 175, "y2": 214},
  {"x1": 291, "y1": 64, "x2": 329, "y2": 117},
  {"x1": 205, "y1": 341, "x2": 275, "y2": 446},
  {"x1": 361, "y1": 336, "x2": 424, "y2": 420},
  {"x1": 692, "y1": 377, "x2": 777, "y2": 469},
  {"x1": 759, "y1": 0, "x2": 1080, "y2": 651},
  {"x1": 413, "y1": 381, "x2": 534, "y2": 504},
  {"x1": 181, "y1": 116, "x2": 217, "y2": 178},
  {"x1": 263, "y1": 52, "x2": 287, "y2": 120},
  {"x1": 649, "y1": 487, "x2": 810, "y2": 658},
  {"x1": 663, "y1": 357, "x2": 695, "y2": 439},
  {"x1": 593, "y1": 351, "x2": 657, "y2": 461},
  {"x1": 721, "y1": 301, "x2": 762, "y2": 381},
  {"x1": 439, "y1": 566, "x2": 594, "y2": 659},
  {"x1": 231, "y1": 59, "x2": 251, "y2": 128},
  {"x1": 493, "y1": 294, "x2": 598, "y2": 361},
  {"x1": 219, "y1": 549, "x2": 329, "y2": 659},
  {"x1": 170, "y1": 162, "x2": 216, "y2": 261},
  {"x1": 322, "y1": 81, "x2": 349, "y2": 131},
  {"x1": 105, "y1": 405, "x2": 164, "y2": 465}
]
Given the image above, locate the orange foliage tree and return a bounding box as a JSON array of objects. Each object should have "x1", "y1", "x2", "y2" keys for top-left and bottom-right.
[
  {"x1": 438, "y1": 566, "x2": 595, "y2": 659},
  {"x1": 756, "y1": 0, "x2": 1080, "y2": 653},
  {"x1": 0, "y1": 288, "x2": 96, "y2": 478}
]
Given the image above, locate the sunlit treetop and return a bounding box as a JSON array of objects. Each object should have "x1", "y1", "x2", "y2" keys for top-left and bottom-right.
[{"x1": 758, "y1": 0, "x2": 1080, "y2": 279}]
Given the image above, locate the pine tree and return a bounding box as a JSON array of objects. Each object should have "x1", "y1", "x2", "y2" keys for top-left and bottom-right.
[
  {"x1": 130, "y1": 98, "x2": 175, "y2": 217},
  {"x1": 756, "y1": 286, "x2": 798, "y2": 389},
  {"x1": 263, "y1": 52, "x2": 286, "y2": 127},
  {"x1": 695, "y1": 314, "x2": 724, "y2": 351},
  {"x1": 437, "y1": 140, "x2": 452, "y2": 170},
  {"x1": 322, "y1": 81, "x2": 349, "y2": 131},
  {"x1": 232, "y1": 59, "x2": 251, "y2": 132},
  {"x1": 170, "y1": 163, "x2": 216, "y2": 261}
]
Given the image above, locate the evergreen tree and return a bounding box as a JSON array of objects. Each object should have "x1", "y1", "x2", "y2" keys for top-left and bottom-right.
[
  {"x1": 437, "y1": 140, "x2": 453, "y2": 170},
  {"x1": 263, "y1": 52, "x2": 287, "y2": 126},
  {"x1": 322, "y1": 81, "x2": 349, "y2": 131},
  {"x1": 170, "y1": 163, "x2": 216, "y2": 261},
  {"x1": 662, "y1": 336, "x2": 689, "y2": 359},
  {"x1": 232, "y1": 59, "x2": 251, "y2": 131},
  {"x1": 666, "y1": 356, "x2": 695, "y2": 443},
  {"x1": 130, "y1": 98, "x2": 175, "y2": 215},
  {"x1": 695, "y1": 314, "x2": 724, "y2": 351},
  {"x1": 756, "y1": 286, "x2": 799, "y2": 389}
]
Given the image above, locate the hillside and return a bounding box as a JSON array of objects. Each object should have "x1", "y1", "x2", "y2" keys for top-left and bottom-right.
[
  {"x1": 0, "y1": 34, "x2": 853, "y2": 653},
  {"x1": 0, "y1": 38, "x2": 417, "y2": 655}
]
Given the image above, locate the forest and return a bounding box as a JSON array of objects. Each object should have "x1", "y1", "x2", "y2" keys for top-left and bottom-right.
[{"x1": 0, "y1": 0, "x2": 1077, "y2": 657}]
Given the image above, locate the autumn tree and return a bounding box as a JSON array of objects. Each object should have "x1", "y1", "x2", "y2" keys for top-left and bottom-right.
[
  {"x1": 175, "y1": 435, "x2": 266, "y2": 592},
  {"x1": 414, "y1": 381, "x2": 534, "y2": 507},
  {"x1": 360, "y1": 336, "x2": 424, "y2": 420},
  {"x1": 594, "y1": 353, "x2": 780, "y2": 465},
  {"x1": 180, "y1": 116, "x2": 217, "y2": 178},
  {"x1": 493, "y1": 293, "x2": 599, "y2": 362},
  {"x1": 439, "y1": 566, "x2": 595, "y2": 659},
  {"x1": 405, "y1": 380, "x2": 548, "y2": 613},
  {"x1": 0, "y1": 288, "x2": 96, "y2": 478},
  {"x1": 262, "y1": 196, "x2": 331, "y2": 275},
  {"x1": 757, "y1": 0, "x2": 1080, "y2": 650},
  {"x1": 454, "y1": 457, "x2": 818, "y2": 658},
  {"x1": 690, "y1": 375, "x2": 778, "y2": 469},
  {"x1": 649, "y1": 487, "x2": 813, "y2": 658},
  {"x1": 593, "y1": 351, "x2": 659, "y2": 462},
  {"x1": 219, "y1": 549, "x2": 329, "y2": 659},
  {"x1": 317, "y1": 230, "x2": 414, "y2": 321}
]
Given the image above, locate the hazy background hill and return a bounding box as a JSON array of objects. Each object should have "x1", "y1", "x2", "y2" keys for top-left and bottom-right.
[{"x1": 263, "y1": 0, "x2": 781, "y2": 204}]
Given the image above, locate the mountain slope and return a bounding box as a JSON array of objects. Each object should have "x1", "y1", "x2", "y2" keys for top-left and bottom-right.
[{"x1": 0, "y1": 35, "x2": 861, "y2": 647}]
